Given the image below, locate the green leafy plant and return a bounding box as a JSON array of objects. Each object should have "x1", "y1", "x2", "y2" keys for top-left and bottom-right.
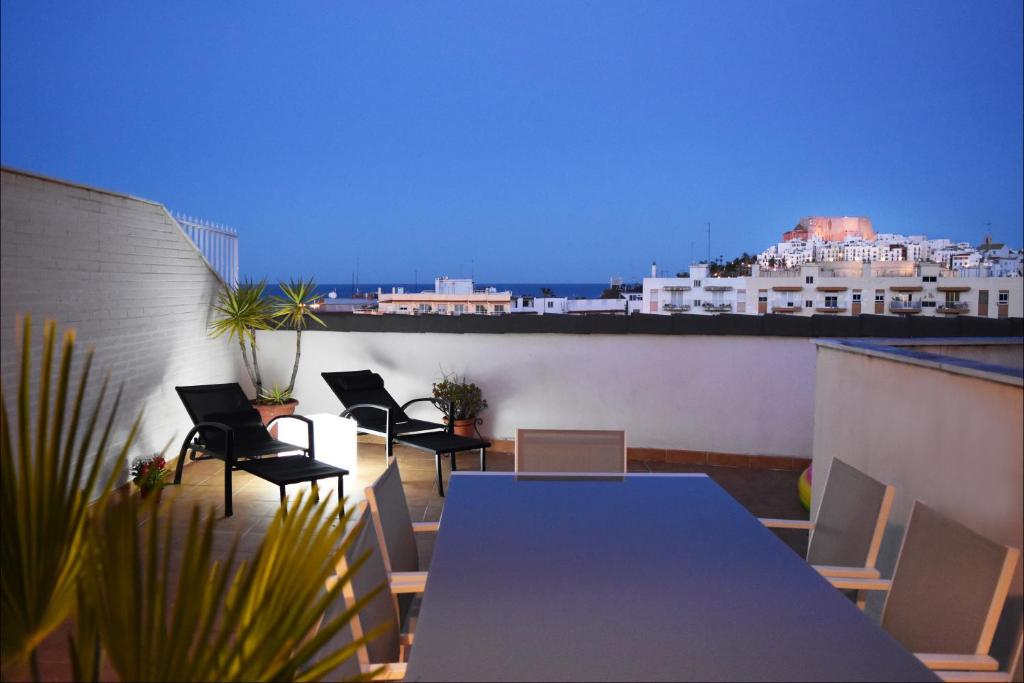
[
  {"x1": 271, "y1": 279, "x2": 326, "y2": 397},
  {"x1": 258, "y1": 384, "x2": 294, "y2": 406},
  {"x1": 208, "y1": 280, "x2": 275, "y2": 397},
  {"x1": 76, "y1": 492, "x2": 383, "y2": 682},
  {"x1": 431, "y1": 374, "x2": 488, "y2": 420},
  {"x1": 0, "y1": 316, "x2": 139, "y2": 677}
]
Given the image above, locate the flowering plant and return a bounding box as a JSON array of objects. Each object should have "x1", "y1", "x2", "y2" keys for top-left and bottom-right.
[{"x1": 130, "y1": 455, "x2": 170, "y2": 496}]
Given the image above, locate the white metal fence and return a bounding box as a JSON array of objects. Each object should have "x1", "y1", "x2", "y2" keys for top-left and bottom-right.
[{"x1": 173, "y1": 213, "x2": 239, "y2": 287}]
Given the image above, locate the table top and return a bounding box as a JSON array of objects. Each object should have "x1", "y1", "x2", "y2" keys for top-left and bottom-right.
[{"x1": 404, "y1": 472, "x2": 937, "y2": 682}]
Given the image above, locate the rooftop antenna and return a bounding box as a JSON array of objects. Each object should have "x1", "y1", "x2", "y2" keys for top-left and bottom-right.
[{"x1": 706, "y1": 222, "x2": 711, "y2": 264}]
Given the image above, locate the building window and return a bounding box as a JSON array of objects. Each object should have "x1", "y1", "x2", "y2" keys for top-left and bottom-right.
[
  {"x1": 852, "y1": 293, "x2": 862, "y2": 303},
  {"x1": 875, "y1": 290, "x2": 884, "y2": 303},
  {"x1": 692, "y1": 299, "x2": 701, "y2": 307},
  {"x1": 693, "y1": 280, "x2": 701, "y2": 287},
  {"x1": 804, "y1": 300, "x2": 813, "y2": 308},
  {"x1": 475, "y1": 304, "x2": 486, "y2": 314},
  {"x1": 825, "y1": 295, "x2": 838, "y2": 307},
  {"x1": 546, "y1": 301, "x2": 554, "y2": 309},
  {"x1": 944, "y1": 292, "x2": 960, "y2": 304},
  {"x1": 999, "y1": 291, "x2": 1009, "y2": 304},
  {"x1": 758, "y1": 295, "x2": 768, "y2": 303},
  {"x1": 493, "y1": 305, "x2": 505, "y2": 313},
  {"x1": 922, "y1": 301, "x2": 937, "y2": 307},
  {"x1": 805, "y1": 276, "x2": 814, "y2": 284},
  {"x1": 418, "y1": 304, "x2": 431, "y2": 314},
  {"x1": 453, "y1": 304, "x2": 466, "y2": 314},
  {"x1": 922, "y1": 275, "x2": 937, "y2": 282}
]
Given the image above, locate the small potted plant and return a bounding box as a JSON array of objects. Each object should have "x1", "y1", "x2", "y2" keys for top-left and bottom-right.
[
  {"x1": 130, "y1": 455, "x2": 170, "y2": 500},
  {"x1": 431, "y1": 374, "x2": 488, "y2": 438}
]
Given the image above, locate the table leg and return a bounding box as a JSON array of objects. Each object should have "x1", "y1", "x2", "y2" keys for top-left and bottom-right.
[
  {"x1": 435, "y1": 451, "x2": 445, "y2": 497},
  {"x1": 480, "y1": 447, "x2": 486, "y2": 471}
]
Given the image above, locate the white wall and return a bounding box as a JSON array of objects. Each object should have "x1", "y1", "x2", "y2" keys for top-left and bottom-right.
[
  {"x1": 255, "y1": 329, "x2": 817, "y2": 457},
  {"x1": 0, "y1": 168, "x2": 240, "y2": 480}
]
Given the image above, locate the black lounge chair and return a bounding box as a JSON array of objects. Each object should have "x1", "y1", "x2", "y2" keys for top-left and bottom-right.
[
  {"x1": 322, "y1": 370, "x2": 489, "y2": 496},
  {"x1": 174, "y1": 383, "x2": 348, "y2": 516}
]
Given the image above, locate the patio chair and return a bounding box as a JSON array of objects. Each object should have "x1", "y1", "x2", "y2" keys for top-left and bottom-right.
[
  {"x1": 759, "y1": 458, "x2": 894, "y2": 589},
  {"x1": 322, "y1": 370, "x2": 490, "y2": 496},
  {"x1": 828, "y1": 501, "x2": 1020, "y2": 682},
  {"x1": 514, "y1": 428, "x2": 627, "y2": 473},
  {"x1": 321, "y1": 501, "x2": 427, "y2": 680},
  {"x1": 173, "y1": 383, "x2": 348, "y2": 517},
  {"x1": 366, "y1": 460, "x2": 439, "y2": 624}
]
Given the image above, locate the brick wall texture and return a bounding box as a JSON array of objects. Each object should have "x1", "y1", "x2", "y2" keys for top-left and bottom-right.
[{"x1": 1, "y1": 168, "x2": 241, "y2": 482}]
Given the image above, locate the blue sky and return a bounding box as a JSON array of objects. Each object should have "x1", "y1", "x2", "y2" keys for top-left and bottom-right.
[{"x1": 2, "y1": 1, "x2": 1021, "y2": 282}]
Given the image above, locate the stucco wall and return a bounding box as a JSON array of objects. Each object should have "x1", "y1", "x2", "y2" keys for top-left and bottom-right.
[
  {"x1": 0, "y1": 168, "x2": 240, "y2": 481},
  {"x1": 811, "y1": 344, "x2": 1023, "y2": 675},
  {"x1": 255, "y1": 329, "x2": 817, "y2": 457}
]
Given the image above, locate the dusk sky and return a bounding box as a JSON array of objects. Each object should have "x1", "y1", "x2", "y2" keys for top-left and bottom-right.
[{"x1": 2, "y1": 1, "x2": 1021, "y2": 283}]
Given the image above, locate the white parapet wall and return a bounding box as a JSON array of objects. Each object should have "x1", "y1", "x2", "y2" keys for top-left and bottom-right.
[
  {"x1": 255, "y1": 329, "x2": 818, "y2": 458},
  {"x1": 811, "y1": 338, "x2": 1023, "y2": 674},
  {"x1": 0, "y1": 167, "x2": 241, "y2": 480}
]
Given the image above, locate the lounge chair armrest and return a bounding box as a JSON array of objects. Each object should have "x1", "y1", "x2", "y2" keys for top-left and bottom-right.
[
  {"x1": 813, "y1": 565, "x2": 881, "y2": 579},
  {"x1": 400, "y1": 633, "x2": 414, "y2": 647},
  {"x1": 340, "y1": 403, "x2": 391, "y2": 422},
  {"x1": 401, "y1": 396, "x2": 453, "y2": 419},
  {"x1": 189, "y1": 422, "x2": 235, "y2": 460},
  {"x1": 759, "y1": 517, "x2": 815, "y2": 530},
  {"x1": 389, "y1": 571, "x2": 428, "y2": 594},
  {"x1": 916, "y1": 654, "x2": 1000, "y2": 672},
  {"x1": 265, "y1": 414, "x2": 315, "y2": 457},
  {"x1": 827, "y1": 576, "x2": 892, "y2": 592},
  {"x1": 361, "y1": 662, "x2": 407, "y2": 680},
  {"x1": 412, "y1": 521, "x2": 440, "y2": 534}
]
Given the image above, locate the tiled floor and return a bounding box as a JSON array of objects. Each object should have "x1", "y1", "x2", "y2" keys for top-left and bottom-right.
[{"x1": 18, "y1": 440, "x2": 809, "y2": 681}]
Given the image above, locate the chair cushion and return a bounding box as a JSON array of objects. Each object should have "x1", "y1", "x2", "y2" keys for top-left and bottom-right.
[
  {"x1": 205, "y1": 409, "x2": 265, "y2": 428},
  {"x1": 336, "y1": 371, "x2": 386, "y2": 391}
]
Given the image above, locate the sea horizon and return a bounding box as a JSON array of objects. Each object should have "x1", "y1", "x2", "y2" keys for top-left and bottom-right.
[{"x1": 265, "y1": 282, "x2": 631, "y2": 300}]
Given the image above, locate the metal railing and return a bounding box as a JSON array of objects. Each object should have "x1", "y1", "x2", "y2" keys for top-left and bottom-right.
[
  {"x1": 663, "y1": 303, "x2": 691, "y2": 311},
  {"x1": 174, "y1": 213, "x2": 239, "y2": 287},
  {"x1": 889, "y1": 300, "x2": 922, "y2": 311},
  {"x1": 702, "y1": 302, "x2": 733, "y2": 312},
  {"x1": 937, "y1": 301, "x2": 970, "y2": 312}
]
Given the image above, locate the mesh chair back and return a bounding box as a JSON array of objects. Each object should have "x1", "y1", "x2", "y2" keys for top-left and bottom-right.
[
  {"x1": 515, "y1": 429, "x2": 627, "y2": 473},
  {"x1": 337, "y1": 504, "x2": 402, "y2": 667},
  {"x1": 321, "y1": 371, "x2": 409, "y2": 428},
  {"x1": 366, "y1": 460, "x2": 420, "y2": 574},
  {"x1": 806, "y1": 458, "x2": 893, "y2": 568},
  {"x1": 881, "y1": 501, "x2": 1019, "y2": 655},
  {"x1": 175, "y1": 383, "x2": 270, "y2": 448}
]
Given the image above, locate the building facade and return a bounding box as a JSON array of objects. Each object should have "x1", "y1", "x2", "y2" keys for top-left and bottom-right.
[
  {"x1": 644, "y1": 263, "x2": 1024, "y2": 318},
  {"x1": 376, "y1": 277, "x2": 512, "y2": 315}
]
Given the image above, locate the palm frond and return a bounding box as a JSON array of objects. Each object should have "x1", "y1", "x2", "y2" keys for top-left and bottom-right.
[
  {"x1": 83, "y1": 491, "x2": 382, "y2": 682},
  {"x1": 208, "y1": 280, "x2": 275, "y2": 342},
  {"x1": 271, "y1": 279, "x2": 325, "y2": 330},
  {"x1": 0, "y1": 316, "x2": 138, "y2": 669}
]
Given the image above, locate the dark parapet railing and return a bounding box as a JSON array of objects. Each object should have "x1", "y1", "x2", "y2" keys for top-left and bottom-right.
[{"x1": 313, "y1": 312, "x2": 1024, "y2": 338}]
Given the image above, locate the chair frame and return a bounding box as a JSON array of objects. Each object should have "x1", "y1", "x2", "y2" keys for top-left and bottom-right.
[
  {"x1": 760, "y1": 460, "x2": 895, "y2": 588},
  {"x1": 828, "y1": 501, "x2": 1020, "y2": 682},
  {"x1": 330, "y1": 502, "x2": 430, "y2": 680}
]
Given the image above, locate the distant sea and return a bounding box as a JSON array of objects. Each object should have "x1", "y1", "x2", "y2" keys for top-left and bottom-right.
[{"x1": 265, "y1": 283, "x2": 616, "y2": 300}]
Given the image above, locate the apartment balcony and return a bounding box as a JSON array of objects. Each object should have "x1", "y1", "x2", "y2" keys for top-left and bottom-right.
[
  {"x1": 889, "y1": 300, "x2": 922, "y2": 314},
  {"x1": 663, "y1": 285, "x2": 691, "y2": 292},
  {"x1": 815, "y1": 306, "x2": 847, "y2": 314},
  {"x1": 662, "y1": 303, "x2": 691, "y2": 311},
  {"x1": 703, "y1": 285, "x2": 733, "y2": 292},
  {"x1": 772, "y1": 305, "x2": 802, "y2": 313},
  {"x1": 702, "y1": 302, "x2": 733, "y2": 312},
  {"x1": 937, "y1": 301, "x2": 970, "y2": 314}
]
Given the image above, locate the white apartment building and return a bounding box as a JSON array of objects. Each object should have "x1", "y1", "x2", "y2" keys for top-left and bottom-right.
[
  {"x1": 377, "y1": 277, "x2": 512, "y2": 315},
  {"x1": 510, "y1": 294, "x2": 643, "y2": 315},
  {"x1": 644, "y1": 262, "x2": 1024, "y2": 319}
]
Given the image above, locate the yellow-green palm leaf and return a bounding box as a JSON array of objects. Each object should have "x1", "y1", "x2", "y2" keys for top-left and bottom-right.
[
  {"x1": 0, "y1": 316, "x2": 139, "y2": 670},
  {"x1": 82, "y1": 491, "x2": 383, "y2": 682}
]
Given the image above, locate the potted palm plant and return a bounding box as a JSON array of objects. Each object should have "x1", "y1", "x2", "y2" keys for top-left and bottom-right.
[
  {"x1": 209, "y1": 279, "x2": 325, "y2": 428},
  {"x1": 431, "y1": 374, "x2": 488, "y2": 438}
]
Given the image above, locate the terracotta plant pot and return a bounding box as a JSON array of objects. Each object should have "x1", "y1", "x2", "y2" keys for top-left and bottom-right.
[
  {"x1": 445, "y1": 417, "x2": 478, "y2": 439},
  {"x1": 253, "y1": 399, "x2": 299, "y2": 438}
]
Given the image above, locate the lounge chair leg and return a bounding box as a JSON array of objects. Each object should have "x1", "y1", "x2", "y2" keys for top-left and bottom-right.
[
  {"x1": 279, "y1": 485, "x2": 286, "y2": 504},
  {"x1": 435, "y1": 452, "x2": 445, "y2": 497},
  {"x1": 480, "y1": 447, "x2": 486, "y2": 471},
  {"x1": 224, "y1": 464, "x2": 233, "y2": 517},
  {"x1": 450, "y1": 450, "x2": 458, "y2": 471},
  {"x1": 386, "y1": 438, "x2": 394, "y2": 467},
  {"x1": 312, "y1": 480, "x2": 320, "y2": 502},
  {"x1": 174, "y1": 439, "x2": 190, "y2": 485},
  {"x1": 337, "y1": 475, "x2": 344, "y2": 518}
]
